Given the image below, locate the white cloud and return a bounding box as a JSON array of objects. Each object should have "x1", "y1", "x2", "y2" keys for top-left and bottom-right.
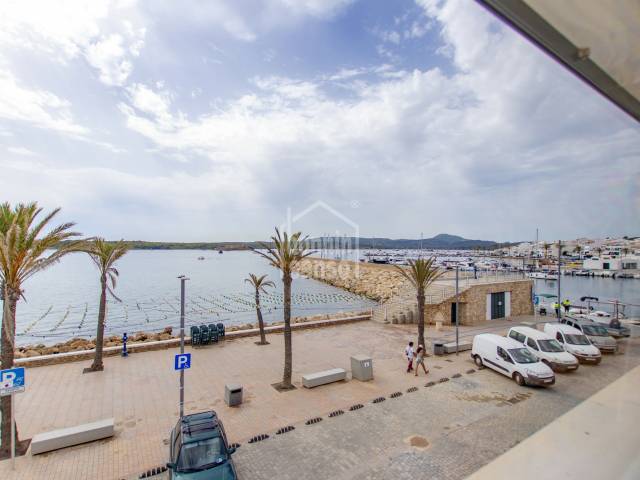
[
  {"x1": 112, "y1": 0, "x2": 639, "y2": 240},
  {"x1": 86, "y1": 34, "x2": 133, "y2": 86},
  {"x1": 0, "y1": 0, "x2": 145, "y2": 86},
  {"x1": 6, "y1": 146, "x2": 36, "y2": 156},
  {"x1": 0, "y1": 70, "x2": 88, "y2": 135}
]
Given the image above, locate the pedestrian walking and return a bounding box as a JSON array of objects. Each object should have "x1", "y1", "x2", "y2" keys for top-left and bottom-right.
[
  {"x1": 553, "y1": 301, "x2": 560, "y2": 317},
  {"x1": 405, "y1": 341, "x2": 414, "y2": 373},
  {"x1": 562, "y1": 298, "x2": 571, "y2": 313},
  {"x1": 414, "y1": 345, "x2": 429, "y2": 376}
]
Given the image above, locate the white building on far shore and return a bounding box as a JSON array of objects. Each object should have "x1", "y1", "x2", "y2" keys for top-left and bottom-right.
[{"x1": 583, "y1": 255, "x2": 639, "y2": 272}]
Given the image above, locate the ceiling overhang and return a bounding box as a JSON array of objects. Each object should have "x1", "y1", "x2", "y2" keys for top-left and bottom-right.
[{"x1": 477, "y1": 0, "x2": 640, "y2": 122}]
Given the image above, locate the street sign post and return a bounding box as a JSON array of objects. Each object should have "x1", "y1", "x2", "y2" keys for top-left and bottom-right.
[
  {"x1": 1, "y1": 367, "x2": 25, "y2": 470},
  {"x1": 174, "y1": 353, "x2": 191, "y2": 371}
]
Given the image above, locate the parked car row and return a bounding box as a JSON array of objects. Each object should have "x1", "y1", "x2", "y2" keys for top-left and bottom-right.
[{"x1": 471, "y1": 320, "x2": 621, "y2": 387}]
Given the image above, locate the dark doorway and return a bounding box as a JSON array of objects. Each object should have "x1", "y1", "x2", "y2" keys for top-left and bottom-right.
[
  {"x1": 491, "y1": 292, "x2": 505, "y2": 319},
  {"x1": 451, "y1": 303, "x2": 457, "y2": 325}
]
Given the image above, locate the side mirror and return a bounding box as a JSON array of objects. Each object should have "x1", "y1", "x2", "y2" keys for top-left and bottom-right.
[
  {"x1": 166, "y1": 462, "x2": 176, "y2": 470},
  {"x1": 228, "y1": 447, "x2": 236, "y2": 455}
]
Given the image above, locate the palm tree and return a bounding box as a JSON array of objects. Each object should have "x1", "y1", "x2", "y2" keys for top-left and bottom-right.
[
  {"x1": 253, "y1": 228, "x2": 312, "y2": 390},
  {"x1": 82, "y1": 238, "x2": 130, "y2": 372},
  {"x1": 543, "y1": 242, "x2": 550, "y2": 259},
  {"x1": 0, "y1": 202, "x2": 80, "y2": 457},
  {"x1": 622, "y1": 247, "x2": 630, "y2": 257},
  {"x1": 245, "y1": 274, "x2": 275, "y2": 345},
  {"x1": 595, "y1": 246, "x2": 603, "y2": 257},
  {"x1": 573, "y1": 245, "x2": 582, "y2": 258},
  {"x1": 393, "y1": 257, "x2": 443, "y2": 348}
]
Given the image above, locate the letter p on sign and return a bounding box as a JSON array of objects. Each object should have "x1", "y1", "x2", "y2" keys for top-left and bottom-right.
[{"x1": 174, "y1": 353, "x2": 191, "y2": 370}]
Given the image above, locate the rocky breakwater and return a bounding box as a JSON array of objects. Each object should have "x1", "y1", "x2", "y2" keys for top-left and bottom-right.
[{"x1": 295, "y1": 258, "x2": 411, "y2": 303}]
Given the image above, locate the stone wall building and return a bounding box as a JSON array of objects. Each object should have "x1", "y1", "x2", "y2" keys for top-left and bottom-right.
[{"x1": 295, "y1": 258, "x2": 534, "y2": 326}]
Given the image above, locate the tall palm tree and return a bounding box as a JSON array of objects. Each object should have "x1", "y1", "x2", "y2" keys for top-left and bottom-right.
[
  {"x1": 543, "y1": 242, "x2": 550, "y2": 259},
  {"x1": 394, "y1": 257, "x2": 443, "y2": 349},
  {"x1": 82, "y1": 238, "x2": 130, "y2": 372},
  {"x1": 0, "y1": 202, "x2": 80, "y2": 456},
  {"x1": 245, "y1": 273, "x2": 275, "y2": 346},
  {"x1": 253, "y1": 228, "x2": 312, "y2": 390},
  {"x1": 573, "y1": 245, "x2": 582, "y2": 257}
]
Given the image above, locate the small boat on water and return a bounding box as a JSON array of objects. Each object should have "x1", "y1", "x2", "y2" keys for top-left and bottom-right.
[
  {"x1": 528, "y1": 271, "x2": 558, "y2": 280},
  {"x1": 218, "y1": 250, "x2": 223, "y2": 254}
]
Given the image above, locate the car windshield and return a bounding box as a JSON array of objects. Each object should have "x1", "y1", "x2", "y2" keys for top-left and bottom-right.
[
  {"x1": 581, "y1": 324, "x2": 609, "y2": 336},
  {"x1": 538, "y1": 339, "x2": 564, "y2": 353},
  {"x1": 177, "y1": 437, "x2": 226, "y2": 472},
  {"x1": 508, "y1": 348, "x2": 538, "y2": 364},
  {"x1": 565, "y1": 334, "x2": 591, "y2": 345}
]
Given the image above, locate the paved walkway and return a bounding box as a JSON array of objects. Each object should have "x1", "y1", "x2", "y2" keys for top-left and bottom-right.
[
  {"x1": 467, "y1": 364, "x2": 640, "y2": 480},
  {"x1": 0, "y1": 319, "x2": 512, "y2": 479},
  {"x1": 233, "y1": 335, "x2": 640, "y2": 480},
  {"x1": 1, "y1": 317, "x2": 637, "y2": 479}
]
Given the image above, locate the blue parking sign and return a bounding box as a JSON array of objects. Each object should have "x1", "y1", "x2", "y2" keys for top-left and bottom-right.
[
  {"x1": 174, "y1": 353, "x2": 191, "y2": 370},
  {"x1": 0, "y1": 367, "x2": 25, "y2": 396}
]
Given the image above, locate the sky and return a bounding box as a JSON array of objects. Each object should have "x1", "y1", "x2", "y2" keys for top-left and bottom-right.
[{"x1": 0, "y1": 0, "x2": 638, "y2": 243}]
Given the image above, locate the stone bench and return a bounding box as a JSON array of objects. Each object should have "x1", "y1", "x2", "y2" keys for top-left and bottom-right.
[
  {"x1": 302, "y1": 368, "x2": 347, "y2": 388},
  {"x1": 443, "y1": 341, "x2": 472, "y2": 354},
  {"x1": 31, "y1": 418, "x2": 115, "y2": 455}
]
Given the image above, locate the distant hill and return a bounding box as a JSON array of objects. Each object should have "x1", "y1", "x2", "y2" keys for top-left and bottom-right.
[
  {"x1": 58, "y1": 234, "x2": 505, "y2": 251},
  {"x1": 311, "y1": 233, "x2": 500, "y2": 250}
]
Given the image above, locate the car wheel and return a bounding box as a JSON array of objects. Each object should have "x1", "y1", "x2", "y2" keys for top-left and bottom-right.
[
  {"x1": 474, "y1": 355, "x2": 483, "y2": 367},
  {"x1": 513, "y1": 372, "x2": 525, "y2": 386}
]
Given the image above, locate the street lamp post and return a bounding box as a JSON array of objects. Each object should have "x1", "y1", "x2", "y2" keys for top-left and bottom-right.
[
  {"x1": 455, "y1": 265, "x2": 459, "y2": 355},
  {"x1": 557, "y1": 241, "x2": 562, "y2": 319}
]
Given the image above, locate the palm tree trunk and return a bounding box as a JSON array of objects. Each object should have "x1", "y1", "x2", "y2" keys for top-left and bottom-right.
[
  {"x1": 256, "y1": 290, "x2": 268, "y2": 345},
  {"x1": 90, "y1": 277, "x2": 107, "y2": 372},
  {"x1": 417, "y1": 287, "x2": 425, "y2": 348},
  {"x1": 1, "y1": 286, "x2": 20, "y2": 455},
  {"x1": 282, "y1": 274, "x2": 293, "y2": 388}
]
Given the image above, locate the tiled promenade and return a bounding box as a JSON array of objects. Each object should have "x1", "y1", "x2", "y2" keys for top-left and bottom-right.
[{"x1": 1, "y1": 319, "x2": 637, "y2": 479}]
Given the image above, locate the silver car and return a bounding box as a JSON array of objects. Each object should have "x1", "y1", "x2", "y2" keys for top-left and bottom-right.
[{"x1": 562, "y1": 318, "x2": 618, "y2": 353}]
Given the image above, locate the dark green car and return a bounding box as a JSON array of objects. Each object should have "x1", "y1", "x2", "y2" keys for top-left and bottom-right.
[{"x1": 167, "y1": 411, "x2": 238, "y2": 479}]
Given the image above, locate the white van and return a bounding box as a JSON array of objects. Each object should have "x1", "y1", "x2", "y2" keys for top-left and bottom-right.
[
  {"x1": 507, "y1": 326, "x2": 579, "y2": 372},
  {"x1": 543, "y1": 323, "x2": 602, "y2": 364},
  {"x1": 471, "y1": 334, "x2": 555, "y2": 386}
]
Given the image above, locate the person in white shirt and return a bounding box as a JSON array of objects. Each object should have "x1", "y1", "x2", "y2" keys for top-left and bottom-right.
[{"x1": 405, "y1": 341, "x2": 414, "y2": 373}]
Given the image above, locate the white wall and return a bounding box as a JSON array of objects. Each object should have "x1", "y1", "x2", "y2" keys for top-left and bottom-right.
[{"x1": 486, "y1": 294, "x2": 492, "y2": 321}]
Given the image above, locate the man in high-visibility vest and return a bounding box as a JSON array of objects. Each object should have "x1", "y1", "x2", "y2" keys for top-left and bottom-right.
[
  {"x1": 553, "y1": 302, "x2": 560, "y2": 317},
  {"x1": 562, "y1": 299, "x2": 571, "y2": 313}
]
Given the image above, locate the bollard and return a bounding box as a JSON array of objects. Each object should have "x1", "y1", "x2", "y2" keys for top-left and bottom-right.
[{"x1": 122, "y1": 332, "x2": 128, "y2": 357}]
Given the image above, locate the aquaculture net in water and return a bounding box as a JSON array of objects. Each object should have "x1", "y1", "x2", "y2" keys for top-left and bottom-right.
[{"x1": 15, "y1": 291, "x2": 374, "y2": 345}]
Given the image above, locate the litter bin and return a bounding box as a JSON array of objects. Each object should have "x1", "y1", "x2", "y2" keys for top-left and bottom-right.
[
  {"x1": 350, "y1": 354, "x2": 373, "y2": 381},
  {"x1": 224, "y1": 384, "x2": 243, "y2": 407},
  {"x1": 432, "y1": 340, "x2": 445, "y2": 356}
]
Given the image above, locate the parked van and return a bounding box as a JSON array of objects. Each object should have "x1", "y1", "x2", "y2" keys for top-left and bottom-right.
[
  {"x1": 561, "y1": 317, "x2": 618, "y2": 353},
  {"x1": 543, "y1": 323, "x2": 602, "y2": 364},
  {"x1": 507, "y1": 326, "x2": 579, "y2": 372},
  {"x1": 471, "y1": 334, "x2": 555, "y2": 386}
]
